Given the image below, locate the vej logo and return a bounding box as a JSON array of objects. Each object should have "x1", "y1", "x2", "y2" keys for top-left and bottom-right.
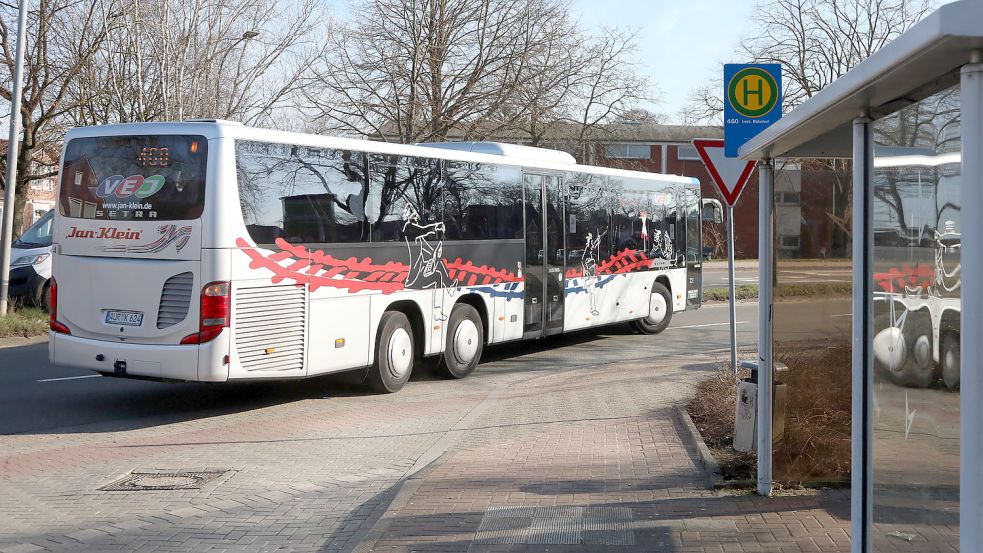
[{"x1": 94, "y1": 174, "x2": 165, "y2": 199}]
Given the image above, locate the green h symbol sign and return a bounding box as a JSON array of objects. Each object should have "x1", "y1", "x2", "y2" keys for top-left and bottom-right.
[{"x1": 742, "y1": 77, "x2": 763, "y2": 107}]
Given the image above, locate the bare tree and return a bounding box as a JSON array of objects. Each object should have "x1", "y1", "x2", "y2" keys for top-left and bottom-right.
[
  {"x1": 70, "y1": 0, "x2": 324, "y2": 127},
  {"x1": 683, "y1": 0, "x2": 933, "y2": 125},
  {"x1": 681, "y1": 0, "x2": 933, "y2": 257},
  {"x1": 304, "y1": 0, "x2": 648, "y2": 147},
  {"x1": 505, "y1": 26, "x2": 654, "y2": 161},
  {"x1": 0, "y1": 0, "x2": 120, "y2": 234}
]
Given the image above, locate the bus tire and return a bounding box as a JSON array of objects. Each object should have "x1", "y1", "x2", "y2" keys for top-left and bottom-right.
[
  {"x1": 632, "y1": 282, "x2": 672, "y2": 335},
  {"x1": 941, "y1": 333, "x2": 960, "y2": 391},
  {"x1": 367, "y1": 311, "x2": 414, "y2": 393},
  {"x1": 40, "y1": 280, "x2": 52, "y2": 313},
  {"x1": 440, "y1": 303, "x2": 483, "y2": 379}
]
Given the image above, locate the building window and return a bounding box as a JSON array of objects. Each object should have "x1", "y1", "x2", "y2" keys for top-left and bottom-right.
[
  {"x1": 676, "y1": 145, "x2": 701, "y2": 160},
  {"x1": 777, "y1": 235, "x2": 800, "y2": 249},
  {"x1": 603, "y1": 143, "x2": 650, "y2": 160},
  {"x1": 776, "y1": 191, "x2": 801, "y2": 205}
]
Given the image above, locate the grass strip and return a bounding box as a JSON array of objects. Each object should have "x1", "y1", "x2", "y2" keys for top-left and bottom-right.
[
  {"x1": 0, "y1": 307, "x2": 49, "y2": 338},
  {"x1": 704, "y1": 282, "x2": 852, "y2": 302}
]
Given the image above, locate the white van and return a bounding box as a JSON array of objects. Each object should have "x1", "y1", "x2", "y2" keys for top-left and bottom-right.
[{"x1": 8, "y1": 209, "x2": 53, "y2": 310}]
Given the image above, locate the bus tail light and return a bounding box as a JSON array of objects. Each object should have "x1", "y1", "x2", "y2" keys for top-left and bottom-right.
[
  {"x1": 180, "y1": 281, "x2": 230, "y2": 344},
  {"x1": 49, "y1": 278, "x2": 71, "y2": 335}
]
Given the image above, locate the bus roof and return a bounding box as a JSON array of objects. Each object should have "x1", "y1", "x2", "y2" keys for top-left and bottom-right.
[{"x1": 64, "y1": 121, "x2": 700, "y2": 187}]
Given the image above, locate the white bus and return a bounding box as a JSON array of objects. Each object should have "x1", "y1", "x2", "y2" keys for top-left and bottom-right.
[{"x1": 48, "y1": 120, "x2": 712, "y2": 392}]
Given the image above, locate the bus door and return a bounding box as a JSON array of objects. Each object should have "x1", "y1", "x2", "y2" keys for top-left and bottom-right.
[
  {"x1": 523, "y1": 173, "x2": 565, "y2": 337},
  {"x1": 684, "y1": 188, "x2": 703, "y2": 307}
]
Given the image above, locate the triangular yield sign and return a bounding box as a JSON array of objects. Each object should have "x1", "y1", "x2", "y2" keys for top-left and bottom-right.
[{"x1": 692, "y1": 139, "x2": 757, "y2": 207}]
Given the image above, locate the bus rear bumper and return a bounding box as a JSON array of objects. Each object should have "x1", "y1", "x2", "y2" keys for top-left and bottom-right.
[{"x1": 48, "y1": 332, "x2": 229, "y2": 382}]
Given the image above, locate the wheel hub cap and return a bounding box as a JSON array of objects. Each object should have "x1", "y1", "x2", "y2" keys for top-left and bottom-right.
[
  {"x1": 387, "y1": 328, "x2": 412, "y2": 378},
  {"x1": 453, "y1": 320, "x2": 480, "y2": 363},
  {"x1": 647, "y1": 293, "x2": 667, "y2": 324}
]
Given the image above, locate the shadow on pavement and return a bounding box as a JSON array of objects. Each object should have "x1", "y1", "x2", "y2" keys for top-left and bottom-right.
[{"x1": 0, "y1": 325, "x2": 633, "y2": 436}]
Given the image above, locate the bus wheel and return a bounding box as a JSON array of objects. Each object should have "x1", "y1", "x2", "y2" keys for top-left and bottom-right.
[
  {"x1": 632, "y1": 282, "x2": 672, "y2": 335},
  {"x1": 440, "y1": 303, "x2": 483, "y2": 379},
  {"x1": 40, "y1": 280, "x2": 52, "y2": 313},
  {"x1": 941, "y1": 333, "x2": 960, "y2": 391},
  {"x1": 367, "y1": 311, "x2": 414, "y2": 393}
]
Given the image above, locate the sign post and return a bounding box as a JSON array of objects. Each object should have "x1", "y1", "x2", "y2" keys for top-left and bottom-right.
[
  {"x1": 721, "y1": 62, "x2": 781, "y2": 498},
  {"x1": 0, "y1": 0, "x2": 29, "y2": 317},
  {"x1": 693, "y1": 139, "x2": 756, "y2": 373}
]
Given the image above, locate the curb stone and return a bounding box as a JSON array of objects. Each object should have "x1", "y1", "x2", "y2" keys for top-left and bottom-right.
[
  {"x1": 673, "y1": 404, "x2": 723, "y2": 490},
  {"x1": 0, "y1": 334, "x2": 46, "y2": 350}
]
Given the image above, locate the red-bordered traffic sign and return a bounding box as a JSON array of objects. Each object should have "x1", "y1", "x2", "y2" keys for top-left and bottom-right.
[{"x1": 692, "y1": 139, "x2": 757, "y2": 207}]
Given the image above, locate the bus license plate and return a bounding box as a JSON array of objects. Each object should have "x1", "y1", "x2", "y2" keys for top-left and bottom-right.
[{"x1": 105, "y1": 310, "x2": 144, "y2": 326}]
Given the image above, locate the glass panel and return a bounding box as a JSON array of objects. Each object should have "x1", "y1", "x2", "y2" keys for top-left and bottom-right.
[
  {"x1": 60, "y1": 135, "x2": 207, "y2": 221},
  {"x1": 14, "y1": 209, "x2": 54, "y2": 248},
  {"x1": 235, "y1": 140, "x2": 369, "y2": 245},
  {"x1": 366, "y1": 154, "x2": 444, "y2": 243},
  {"x1": 603, "y1": 143, "x2": 650, "y2": 159},
  {"x1": 523, "y1": 174, "x2": 544, "y2": 334},
  {"x1": 871, "y1": 85, "x2": 960, "y2": 550},
  {"x1": 544, "y1": 175, "x2": 564, "y2": 333},
  {"x1": 772, "y1": 158, "x2": 853, "y2": 484},
  {"x1": 443, "y1": 161, "x2": 524, "y2": 241}
]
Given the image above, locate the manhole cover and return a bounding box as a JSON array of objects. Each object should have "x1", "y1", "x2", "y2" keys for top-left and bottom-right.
[{"x1": 100, "y1": 471, "x2": 226, "y2": 491}]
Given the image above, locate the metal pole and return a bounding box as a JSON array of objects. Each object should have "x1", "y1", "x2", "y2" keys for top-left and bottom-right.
[
  {"x1": 756, "y1": 158, "x2": 774, "y2": 497},
  {"x1": 959, "y1": 54, "x2": 983, "y2": 553},
  {"x1": 0, "y1": 0, "x2": 30, "y2": 317},
  {"x1": 727, "y1": 204, "x2": 737, "y2": 373},
  {"x1": 850, "y1": 113, "x2": 873, "y2": 553}
]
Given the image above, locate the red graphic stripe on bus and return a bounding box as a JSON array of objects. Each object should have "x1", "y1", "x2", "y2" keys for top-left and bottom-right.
[
  {"x1": 236, "y1": 238, "x2": 521, "y2": 293},
  {"x1": 445, "y1": 258, "x2": 522, "y2": 283},
  {"x1": 873, "y1": 264, "x2": 935, "y2": 293},
  {"x1": 565, "y1": 248, "x2": 659, "y2": 279},
  {"x1": 275, "y1": 238, "x2": 408, "y2": 274}
]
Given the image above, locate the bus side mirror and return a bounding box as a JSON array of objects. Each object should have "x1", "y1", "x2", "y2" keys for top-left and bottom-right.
[{"x1": 701, "y1": 199, "x2": 723, "y2": 224}]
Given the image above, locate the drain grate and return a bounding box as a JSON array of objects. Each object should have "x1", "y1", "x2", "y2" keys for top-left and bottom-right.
[
  {"x1": 473, "y1": 505, "x2": 635, "y2": 546},
  {"x1": 100, "y1": 471, "x2": 226, "y2": 491}
]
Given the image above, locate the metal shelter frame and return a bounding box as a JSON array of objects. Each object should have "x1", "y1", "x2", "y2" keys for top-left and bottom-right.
[{"x1": 739, "y1": 2, "x2": 983, "y2": 551}]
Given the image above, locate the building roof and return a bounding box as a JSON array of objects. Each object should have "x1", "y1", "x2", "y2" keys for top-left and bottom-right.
[
  {"x1": 371, "y1": 122, "x2": 722, "y2": 145},
  {"x1": 583, "y1": 123, "x2": 723, "y2": 143},
  {"x1": 739, "y1": 0, "x2": 983, "y2": 160}
]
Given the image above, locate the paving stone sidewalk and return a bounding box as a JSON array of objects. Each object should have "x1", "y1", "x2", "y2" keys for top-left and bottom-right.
[
  {"x1": 361, "y1": 360, "x2": 853, "y2": 553},
  {"x1": 1, "y1": 347, "x2": 857, "y2": 553}
]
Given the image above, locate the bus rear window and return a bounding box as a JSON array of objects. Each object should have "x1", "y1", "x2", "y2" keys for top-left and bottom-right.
[{"x1": 59, "y1": 135, "x2": 207, "y2": 221}]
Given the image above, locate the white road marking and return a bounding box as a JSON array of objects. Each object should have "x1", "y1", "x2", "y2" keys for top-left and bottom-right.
[
  {"x1": 831, "y1": 313, "x2": 852, "y2": 318},
  {"x1": 669, "y1": 321, "x2": 750, "y2": 330},
  {"x1": 37, "y1": 374, "x2": 102, "y2": 383}
]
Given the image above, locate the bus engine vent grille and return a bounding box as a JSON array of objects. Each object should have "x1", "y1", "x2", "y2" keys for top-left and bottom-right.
[
  {"x1": 234, "y1": 285, "x2": 306, "y2": 372},
  {"x1": 157, "y1": 272, "x2": 194, "y2": 329}
]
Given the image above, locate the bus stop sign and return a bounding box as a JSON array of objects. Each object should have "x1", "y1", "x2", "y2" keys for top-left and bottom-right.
[
  {"x1": 692, "y1": 139, "x2": 756, "y2": 207},
  {"x1": 724, "y1": 63, "x2": 781, "y2": 157}
]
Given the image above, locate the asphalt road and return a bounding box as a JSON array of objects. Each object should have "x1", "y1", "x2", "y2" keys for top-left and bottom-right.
[
  {"x1": 0, "y1": 302, "x2": 761, "y2": 436},
  {"x1": 702, "y1": 262, "x2": 852, "y2": 288}
]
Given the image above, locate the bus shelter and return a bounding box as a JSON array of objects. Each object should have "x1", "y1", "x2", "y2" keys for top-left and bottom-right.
[{"x1": 740, "y1": 2, "x2": 982, "y2": 551}]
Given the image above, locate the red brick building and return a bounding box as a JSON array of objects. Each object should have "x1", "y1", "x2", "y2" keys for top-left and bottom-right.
[{"x1": 0, "y1": 140, "x2": 58, "y2": 232}]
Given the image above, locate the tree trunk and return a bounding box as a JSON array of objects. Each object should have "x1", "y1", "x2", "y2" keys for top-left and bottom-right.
[{"x1": 12, "y1": 153, "x2": 32, "y2": 236}]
